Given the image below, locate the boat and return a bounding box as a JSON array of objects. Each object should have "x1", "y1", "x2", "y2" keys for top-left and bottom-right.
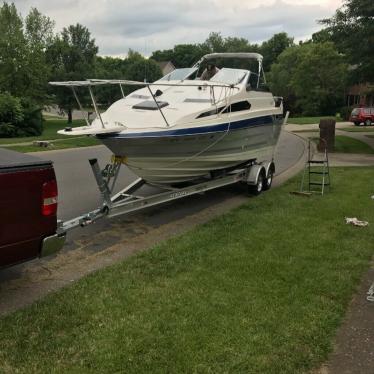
[{"x1": 50, "y1": 53, "x2": 284, "y2": 185}]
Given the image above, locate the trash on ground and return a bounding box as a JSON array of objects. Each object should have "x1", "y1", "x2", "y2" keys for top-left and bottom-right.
[
  {"x1": 371, "y1": 195, "x2": 374, "y2": 200},
  {"x1": 290, "y1": 191, "x2": 312, "y2": 197},
  {"x1": 345, "y1": 217, "x2": 369, "y2": 227},
  {"x1": 367, "y1": 282, "x2": 374, "y2": 302}
]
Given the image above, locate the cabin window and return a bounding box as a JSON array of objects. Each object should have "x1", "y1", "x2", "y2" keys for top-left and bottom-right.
[
  {"x1": 196, "y1": 106, "x2": 225, "y2": 119},
  {"x1": 222, "y1": 101, "x2": 251, "y2": 113}
]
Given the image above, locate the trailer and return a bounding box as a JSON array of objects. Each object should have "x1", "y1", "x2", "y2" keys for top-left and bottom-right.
[
  {"x1": 57, "y1": 157, "x2": 275, "y2": 236},
  {"x1": 49, "y1": 76, "x2": 288, "y2": 240}
]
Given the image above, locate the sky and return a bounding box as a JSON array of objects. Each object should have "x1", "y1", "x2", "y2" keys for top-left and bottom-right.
[{"x1": 13, "y1": 0, "x2": 344, "y2": 57}]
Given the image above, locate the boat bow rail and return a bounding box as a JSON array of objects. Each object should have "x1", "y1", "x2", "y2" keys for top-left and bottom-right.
[{"x1": 49, "y1": 79, "x2": 240, "y2": 130}]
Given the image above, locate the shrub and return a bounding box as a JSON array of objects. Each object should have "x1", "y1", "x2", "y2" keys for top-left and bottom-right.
[
  {"x1": 340, "y1": 106, "x2": 355, "y2": 121},
  {"x1": 0, "y1": 93, "x2": 24, "y2": 137},
  {"x1": 19, "y1": 98, "x2": 43, "y2": 136},
  {"x1": 0, "y1": 93, "x2": 43, "y2": 137}
]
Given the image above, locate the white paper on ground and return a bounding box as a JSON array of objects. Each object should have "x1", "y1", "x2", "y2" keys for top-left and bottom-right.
[{"x1": 345, "y1": 217, "x2": 369, "y2": 227}]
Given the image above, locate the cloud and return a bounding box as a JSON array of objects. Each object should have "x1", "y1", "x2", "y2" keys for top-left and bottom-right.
[{"x1": 12, "y1": 0, "x2": 343, "y2": 56}]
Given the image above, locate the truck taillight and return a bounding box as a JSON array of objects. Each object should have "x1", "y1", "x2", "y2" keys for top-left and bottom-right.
[{"x1": 42, "y1": 179, "x2": 58, "y2": 216}]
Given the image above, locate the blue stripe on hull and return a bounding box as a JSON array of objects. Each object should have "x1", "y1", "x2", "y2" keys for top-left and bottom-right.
[{"x1": 97, "y1": 115, "x2": 275, "y2": 139}]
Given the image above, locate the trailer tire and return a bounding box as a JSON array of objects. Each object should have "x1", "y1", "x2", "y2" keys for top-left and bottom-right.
[
  {"x1": 248, "y1": 171, "x2": 264, "y2": 196},
  {"x1": 263, "y1": 168, "x2": 274, "y2": 191}
]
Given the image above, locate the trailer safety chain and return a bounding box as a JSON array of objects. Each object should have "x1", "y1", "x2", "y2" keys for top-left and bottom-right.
[
  {"x1": 102, "y1": 162, "x2": 121, "y2": 190},
  {"x1": 367, "y1": 282, "x2": 374, "y2": 302}
]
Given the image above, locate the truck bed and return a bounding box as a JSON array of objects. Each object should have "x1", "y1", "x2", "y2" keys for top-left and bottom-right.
[
  {"x1": 0, "y1": 148, "x2": 53, "y2": 171},
  {"x1": 0, "y1": 148, "x2": 58, "y2": 268}
]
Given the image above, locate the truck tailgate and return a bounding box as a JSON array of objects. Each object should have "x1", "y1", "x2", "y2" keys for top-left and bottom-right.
[{"x1": 0, "y1": 148, "x2": 58, "y2": 267}]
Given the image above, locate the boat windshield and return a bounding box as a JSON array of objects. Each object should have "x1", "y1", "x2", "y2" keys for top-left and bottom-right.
[
  {"x1": 210, "y1": 68, "x2": 248, "y2": 85},
  {"x1": 159, "y1": 68, "x2": 198, "y2": 81}
]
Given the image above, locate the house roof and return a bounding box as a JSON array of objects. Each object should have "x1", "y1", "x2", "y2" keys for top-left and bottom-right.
[{"x1": 157, "y1": 61, "x2": 175, "y2": 70}]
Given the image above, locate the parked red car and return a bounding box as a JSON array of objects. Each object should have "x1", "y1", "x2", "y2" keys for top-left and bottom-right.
[{"x1": 349, "y1": 107, "x2": 374, "y2": 126}]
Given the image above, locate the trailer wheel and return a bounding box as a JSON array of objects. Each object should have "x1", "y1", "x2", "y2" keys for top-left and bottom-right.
[
  {"x1": 263, "y1": 168, "x2": 274, "y2": 191},
  {"x1": 248, "y1": 172, "x2": 264, "y2": 196}
]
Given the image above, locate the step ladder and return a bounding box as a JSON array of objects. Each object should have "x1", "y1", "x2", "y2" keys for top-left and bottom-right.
[{"x1": 300, "y1": 139, "x2": 331, "y2": 195}]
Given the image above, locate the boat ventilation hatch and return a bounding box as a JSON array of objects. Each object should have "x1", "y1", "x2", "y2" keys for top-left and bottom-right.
[{"x1": 132, "y1": 100, "x2": 169, "y2": 110}]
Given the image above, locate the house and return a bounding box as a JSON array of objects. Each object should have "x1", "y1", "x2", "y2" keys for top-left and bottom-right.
[
  {"x1": 346, "y1": 82, "x2": 374, "y2": 107},
  {"x1": 157, "y1": 61, "x2": 175, "y2": 76}
]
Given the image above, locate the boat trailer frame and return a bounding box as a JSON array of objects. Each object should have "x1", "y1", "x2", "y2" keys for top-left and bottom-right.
[{"x1": 57, "y1": 157, "x2": 273, "y2": 236}]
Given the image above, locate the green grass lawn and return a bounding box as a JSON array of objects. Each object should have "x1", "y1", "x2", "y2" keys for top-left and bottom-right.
[
  {"x1": 288, "y1": 116, "x2": 344, "y2": 125},
  {"x1": 291, "y1": 129, "x2": 319, "y2": 133},
  {"x1": 0, "y1": 119, "x2": 86, "y2": 145},
  {"x1": 340, "y1": 127, "x2": 374, "y2": 133},
  {"x1": 42, "y1": 114, "x2": 67, "y2": 120},
  {"x1": 312, "y1": 136, "x2": 374, "y2": 154},
  {"x1": 5, "y1": 136, "x2": 100, "y2": 153},
  {"x1": 0, "y1": 118, "x2": 100, "y2": 152},
  {"x1": 0, "y1": 168, "x2": 373, "y2": 373}
]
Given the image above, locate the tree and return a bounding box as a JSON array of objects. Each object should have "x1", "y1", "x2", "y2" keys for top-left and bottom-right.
[
  {"x1": 270, "y1": 42, "x2": 348, "y2": 115},
  {"x1": 320, "y1": 0, "x2": 374, "y2": 82},
  {"x1": 47, "y1": 24, "x2": 98, "y2": 123},
  {"x1": 151, "y1": 43, "x2": 207, "y2": 68},
  {"x1": 268, "y1": 46, "x2": 301, "y2": 113},
  {"x1": 202, "y1": 32, "x2": 226, "y2": 53},
  {"x1": 94, "y1": 51, "x2": 162, "y2": 104},
  {"x1": 151, "y1": 32, "x2": 263, "y2": 73},
  {"x1": 0, "y1": 3, "x2": 28, "y2": 97},
  {"x1": 24, "y1": 8, "x2": 55, "y2": 104},
  {"x1": 94, "y1": 56, "x2": 128, "y2": 105},
  {"x1": 0, "y1": 93, "x2": 43, "y2": 137},
  {"x1": 0, "y1": 4, "x2": 54, "y2": 104},
  {"x1": 0, "y1": 93, "x2": 24, "y2": 137},
  {"x1": 25, "y1": 8, "x2": 54, "y2": 50},
  {"x1": 0, "y1": 3, "x2": 52, "y2": 137},
  {"x1": 151, "y1": 48, "x2": 175, "y2": 64},
  {"x1": 311, "y1": 29, "x2": 331, "y2": 44},
  {"x1": 124, "y1": 50, "x2": 162, "y2": 82},
  {"x1": 224, "y1": 36, "x2": 259, "y2": 53},
  {"x1": 260, "y1": 32, "x2": 294, "y2": 72}
]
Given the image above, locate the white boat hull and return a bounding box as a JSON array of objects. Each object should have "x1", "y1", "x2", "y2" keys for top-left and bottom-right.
[{"x1": 98, "y1": 116, "x2": 282, "y2": 184}]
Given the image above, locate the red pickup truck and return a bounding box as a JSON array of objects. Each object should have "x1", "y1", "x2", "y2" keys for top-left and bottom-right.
[{"x1": 0, "y1": 148, "x2": 65, "y2": 268}]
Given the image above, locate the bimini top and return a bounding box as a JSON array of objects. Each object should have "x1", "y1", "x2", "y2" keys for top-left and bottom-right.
[{"x1": 201, "y1": 53, "x2": 263, "y2": 62}]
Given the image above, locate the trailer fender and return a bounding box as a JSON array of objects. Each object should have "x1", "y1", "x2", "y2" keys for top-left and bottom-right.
[
  {"x1": 261, "y1": 161, "x2": 275, "y2": 177},
  {"x1": 246, "y1": 164, "x2": 266, "y2": 186}
]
